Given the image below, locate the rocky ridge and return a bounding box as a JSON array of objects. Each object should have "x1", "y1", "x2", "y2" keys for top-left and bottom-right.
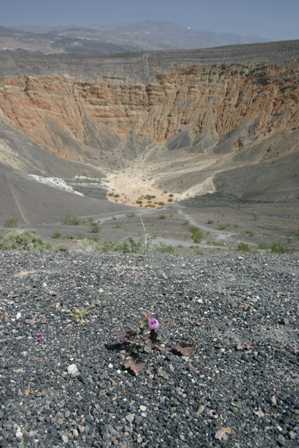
[{"x1": 0, "y1": 63, "x2": 298, "y2": 163}]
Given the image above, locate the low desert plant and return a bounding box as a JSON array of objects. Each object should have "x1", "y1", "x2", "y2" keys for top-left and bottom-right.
[
  {"x1": 270, "y1": 242, "x2": 288, "y2": 254},
  {"x1": 89, "y1": 222, "x2": 101, "y2": 234},
  {"x1": 258, "y1": 242, "x2": 269, "y2": 250},
  {"x1": 70, "y1": 306, "x2": 94, "y2": 324},
  {"x1": 63, "y1": 214, "x2": 82, "y2": 226},
  {"x1": 237, "y1": 242, "x2": 251, "y2": 252},
  {"x1": 51, "y1": 230, "x2": 62, "y2": 239},
  {"x1": 217, "y1": 223, "x2": 230, "y2": 231},
  {"x1": 190, "y1": 226, "x2": 204, "y2": 244},
  {"x1": 4, "y1": 217, "x2": 18, "y2": 228},
  {"x1": 154, "y1": 243, "x2": 176, "y2": 255},
  {"x1": 97, "y1": 238, "x2": 144, "y2": 254},
  {"x1": 0, "y1": 231, "x2": 51, "y2": 251},
  {"x1": 258, "y1": 242, "x2": 288, "y2": 254}
]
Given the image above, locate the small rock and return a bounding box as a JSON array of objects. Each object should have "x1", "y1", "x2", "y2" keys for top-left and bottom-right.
[
  {"x1": 277, "y1": 434, "x2": 286, "y2": 446},
  {"x1": 61, "y1": 433, "x2": 69, "y2": 444},
  {"x1": 126, "y1": 414, "x2": 135, "y2": 424},
  {"x1": 158, "y1": 368, "x2": 169, "y2": 380},
  {"x1": 139, "y1": 405, "x2": 147, "y2": 412},
  {"x1": 289, "y1": 431, "x2": 297, "y2": 440},
  {"x1": 215, "y1": 426, "x2": 234, "y2": 441},
  {"x1": 72, "y1": 428, "x2": 79, "y2": 439},
  {"x1": 196, "y1": 405, "x2": 205, "y2": 416},
  {"x1": 254, "y1": 408, "x2": 265, "y2": 418},
  {"x1": 67, "y1": 363, "x2": 80, "y2": 377},
  {"x1": 15, "y1": 427, "x2": 23, "y2": 441}
]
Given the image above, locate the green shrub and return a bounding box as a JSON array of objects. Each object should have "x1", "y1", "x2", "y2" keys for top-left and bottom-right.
[
  {"x1": 0, "y1": 231, "x2": 51, "y2": 251},
  {"x1": 258, "y1": 243, "x2": 268, "y2": 250},
  {"x1": 98, "y1": 238, "x2": 144, "y2": 254},
  {"x1": 4, "y1": 217, "x2": 18, "y2": 228},
  {"x1": 75, "y1": 238, "x2": 99, "y2": 251},
  {"x1": 190, "y1": 226, "x2": 204, "y2": 244},
  {"x1": 237, "y1": 242, "x2": 251, "y2": 252},
  {"x1": 270, "y1": 242, "x2": 288, "y2": 254},
  {"x1": 154, "y1": 243, "x2": 176, "y2": 255},
  {"x1": 89, "y1": 222, "x2": 101, "y2": 234},
  {"x1": 51, "y1": 230, "x2": 62, "y2": 239},
  {"x1": 70, "y1": 307, "x2": 94, "y2": 324},
  {"x1": 216, "y1": 223, "x2": 230, "y2": 231},
  {"x1": 63, "y1": 214, "x2": 82, "y2": 225}
]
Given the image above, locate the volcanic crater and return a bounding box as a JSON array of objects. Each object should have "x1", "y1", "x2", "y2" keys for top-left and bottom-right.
[{"x1": 0, "y1": 41, "x2": 298, "y2": 228}]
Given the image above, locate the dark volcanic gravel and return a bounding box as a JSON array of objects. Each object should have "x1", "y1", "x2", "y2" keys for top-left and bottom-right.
[{"x1": 0, "y1": 252, "x2": 298, "y2": 447}]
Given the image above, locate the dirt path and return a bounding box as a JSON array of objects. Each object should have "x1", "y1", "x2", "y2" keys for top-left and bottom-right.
[{"x1": 5, "y1": 173, "x2": 30, "y2": 225}]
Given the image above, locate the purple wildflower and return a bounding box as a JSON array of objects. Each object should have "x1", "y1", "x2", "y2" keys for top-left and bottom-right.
[
  {"x1": 36, "y1": 331, "x2": 44, "y2": 344},
  {"x1": 148, "y1": 317, "x2": 160, "y2": 331}
]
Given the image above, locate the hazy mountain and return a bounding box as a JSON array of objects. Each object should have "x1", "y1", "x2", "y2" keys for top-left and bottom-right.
[
  {"x1": 0, "y1": 21, "x2": 268, "y2": 54},
  {"x1": 78, "y1": 21, "x2": 268, "y2": 50}
]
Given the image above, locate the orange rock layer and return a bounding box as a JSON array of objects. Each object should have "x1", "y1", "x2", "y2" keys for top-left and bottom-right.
[{"x1": 0, "y1": 63, "x2": 298, "y2": 160}]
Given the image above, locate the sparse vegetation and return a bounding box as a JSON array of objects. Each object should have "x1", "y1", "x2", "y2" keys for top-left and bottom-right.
[
  {"x1": 217, "y1": 223, "x2": 231, "y2": 231},
  {"x1": 144, "y1": 194, "x2": 156, "y2": 201},
  {"x1": 258, "y1": 243, "x2": 269, "y2": 251},
  {"x1": 70, "y1": 306, "x2": 94, "y2": 324},
  {"x1": 295, "y1": 228, "x2": 299, "y2": 240},
  {"x1": 190, "y1": 226, "x2": 204, "y2": 244},
  {"x1": 270, "y1": 242, "x2": 288, "y2": 254},
  {"x1": 4, "y1": 217, "x2": 18, "y2": 228},
  {"x1": 154, "y1": 243, "x2": 176, "y2": 255},
  {"x1": 208, "y1": 240, "x2": 226, "y2": 247},
  {"x1": 89, "y1": 221, "x2": 101, "y2": 234},
  {"x1": 63, "y1": 214, "x2": 82, "y2": 226},
  {"x1": 94, "y1": 238, "x2": 144, "y2": 254},
  {"x1": 237, "y1": 242, "x2": 251, "y2": 252},
  {"x1": 51, "y1": 230, "x2": 62, "y2": 239},
  {"x1": 0, "y1": 231, "x2": 51, "y2": 251},
  {"x1": 258, "y1": 242, "x2": 289, "y2": 254}
]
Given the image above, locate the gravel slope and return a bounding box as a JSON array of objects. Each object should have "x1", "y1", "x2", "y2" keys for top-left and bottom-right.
[{"x1": 0, "y1": 252, "x2": 298, "y2": 447}]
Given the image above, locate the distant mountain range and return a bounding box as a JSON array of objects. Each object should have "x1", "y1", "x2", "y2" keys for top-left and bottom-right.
[{"x1": 0, "y1": 21, "x2": 268, "y2": 54}]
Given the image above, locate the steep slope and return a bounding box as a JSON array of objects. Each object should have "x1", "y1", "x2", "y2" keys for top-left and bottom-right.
[{"x1": 1, "y1": 63, "x2": 298, "y2": 152}]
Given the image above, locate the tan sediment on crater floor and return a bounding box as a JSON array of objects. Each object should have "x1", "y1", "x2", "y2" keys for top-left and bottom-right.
[
  {"x1": 102, "y1": 156, "x2": 217, "y2": 207},
  {"x1": 102, "y1": 168, "x2": 180, "y2": 208}
]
